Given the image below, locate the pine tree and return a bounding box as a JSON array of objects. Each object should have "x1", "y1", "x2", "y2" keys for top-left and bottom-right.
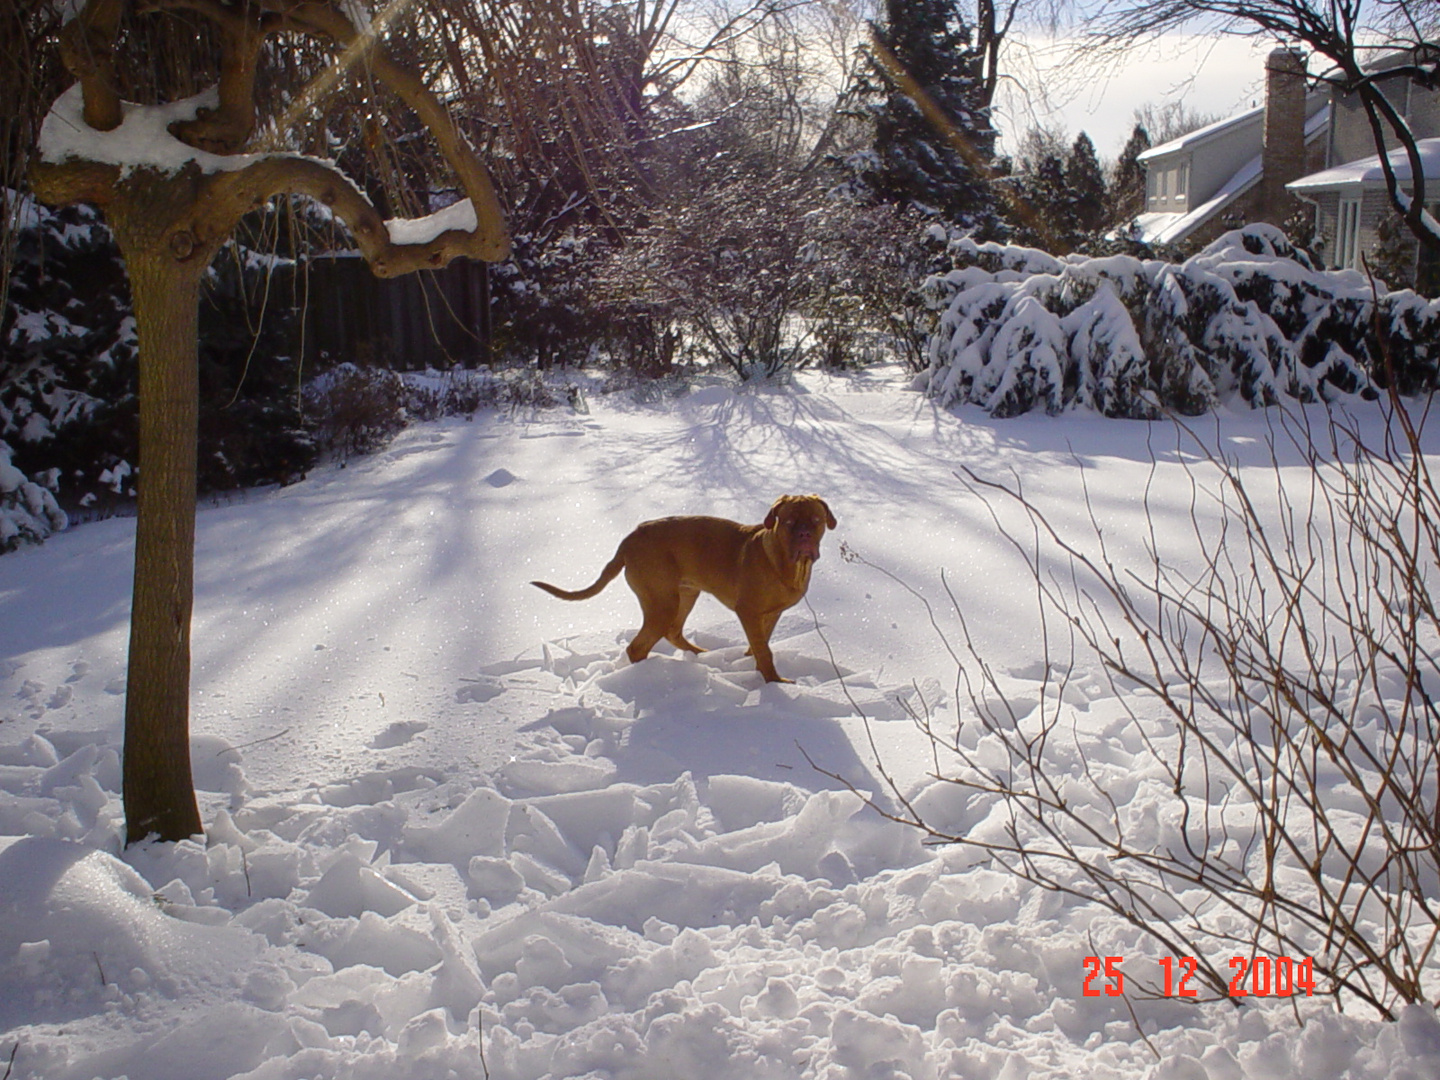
[
  {"x1": 2, "y1": 200, "x2": 314, "y2": 516},
  {"x1": 1066, "y1": 132, "x2": 1108, "y2": 238},
  {"x1": 1108, "y1": 124, "x2": 1151, "y2": 229},
  {"x1": 1007, "y1": 128, "x2": 1074, "y2": 251},
  {"x1": 856, "y1": 0, "x2": 1000, "y2": 233},
  {"x1": 3, "y1": 199, "x2": 139, "y2": 513}
]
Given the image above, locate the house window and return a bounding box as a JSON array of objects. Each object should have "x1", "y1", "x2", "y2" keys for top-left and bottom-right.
[
  {"x1": 1336, "y1": 198, "x2": 1361, "y2": 270},
  {"x1": 1175, "y1": 162, "x2": 1189, "y2": 204}
]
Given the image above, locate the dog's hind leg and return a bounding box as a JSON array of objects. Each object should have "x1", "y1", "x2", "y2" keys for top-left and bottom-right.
[
  {"x1": 625, "y1": 579, "x2": 676, "y2": 666},
  {"x1": 665, "y1": 586, "x2": 705, "y2": 654}
]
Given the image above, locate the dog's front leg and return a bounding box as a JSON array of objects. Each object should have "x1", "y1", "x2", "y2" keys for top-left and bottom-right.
[{"x1": 739, "y1": 608, "x2": 788, "y2": 683}]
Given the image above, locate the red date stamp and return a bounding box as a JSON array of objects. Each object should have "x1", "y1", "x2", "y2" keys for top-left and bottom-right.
[{"x1": 1083, "y1": 955, "x2": 1317, "y2": 998}]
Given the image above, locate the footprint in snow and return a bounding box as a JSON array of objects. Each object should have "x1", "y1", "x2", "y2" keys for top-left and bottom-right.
[
  {"x1": 369, "y1": 720, "x2": 430, "y2": 750},
  {"x1": 456, "y1": 678, "x2": 505, "y2": 705},
  {"x1": 485, "y1": 468, "x2": 517, "y2": 488}
]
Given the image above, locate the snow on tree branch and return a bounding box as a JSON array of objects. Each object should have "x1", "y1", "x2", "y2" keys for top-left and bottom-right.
[{"x1": 34, "y1": 0, "x2": 509, "y2": 267}]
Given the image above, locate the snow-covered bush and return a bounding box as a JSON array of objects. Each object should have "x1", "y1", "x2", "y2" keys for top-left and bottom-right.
[
  {"x1": 921, "y1": 224, "x2": 1440, "y2": 417},
  {"x1": 303, "y1": 364, "x2": 408, "y2": 460},
  {"x1": 0, "y1": 442, "x2": 66, "y2": 552},
  {"x1": 303, "y1": 364, "x2": 591, "y2": 460}
]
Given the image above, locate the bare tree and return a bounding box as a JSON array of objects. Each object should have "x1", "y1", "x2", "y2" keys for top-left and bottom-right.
[
  {"x1": 592, "y1": 1, "x2": 893, "y2": 377},
  {"x1": 1131, "y1": 99, "x2": 1222, "y2": 145},
  {"x1": 1091, "y1": 0, "x2": 1439, "y2": 255},
  {"x1": 30, "y1": 0, "x2": 508, "y2": 844},
  {"x1": 973, "y1": 0, "x2": 1023, "y2": 113},
  {"x1": 446, "y1": 0, "x2": 810, "y2": 224}
]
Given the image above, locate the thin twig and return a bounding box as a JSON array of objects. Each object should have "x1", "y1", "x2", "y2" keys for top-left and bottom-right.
[{"x1": 222, "y1": 728, "x2": 292, "y2": 754}]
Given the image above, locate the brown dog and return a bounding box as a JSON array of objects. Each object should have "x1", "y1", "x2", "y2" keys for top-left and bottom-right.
[{"x1": 532, "y1": 494, "x2": 837, "y2": 683}]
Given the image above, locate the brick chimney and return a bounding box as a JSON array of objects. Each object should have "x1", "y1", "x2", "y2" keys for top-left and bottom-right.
[{"x1": 1262, "y1": 47, "x2": 1308, "y2": 224}]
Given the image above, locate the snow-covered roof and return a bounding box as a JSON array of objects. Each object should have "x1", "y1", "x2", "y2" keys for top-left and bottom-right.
[
  {"x1": 1138, "y1": 91, "x2": 1330, "y2": 165},
  {"x1": 1135, "y1": 106, "x2": 1331, "y2": 246},
  {"x1": 1288, "y1": 136, "x2": 1440, "y2": 193},
  {"x1": 1136, "y1": 106, "x2": 1262, "y2": 164}
]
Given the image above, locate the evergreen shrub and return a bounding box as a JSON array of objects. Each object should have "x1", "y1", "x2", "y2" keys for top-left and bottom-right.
[{"x1": 921, "y1": 223, "x2": 1440, "y2": 417}]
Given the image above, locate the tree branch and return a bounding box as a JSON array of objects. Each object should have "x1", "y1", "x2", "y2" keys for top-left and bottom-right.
[
  {"x1": 260, "y1": 0, "x2": 508, "y2": 260},
  {"x1": 43, "y1": 0, "x2": 509, "y2": 264},
  {"x1": 57, "y1": 0, "x2": 126, "y2": 132},
  {"x1": 143, "y1": 0, "x2": 284, "y2": 154},
  {"x1": 211, "y1": 152, "x2": 501, "y2": 273}
]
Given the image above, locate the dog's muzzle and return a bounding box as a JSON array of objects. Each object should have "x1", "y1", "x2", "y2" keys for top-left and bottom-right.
[{"x1": 792, "y1": 526, "x2": 821, "y2": 562}]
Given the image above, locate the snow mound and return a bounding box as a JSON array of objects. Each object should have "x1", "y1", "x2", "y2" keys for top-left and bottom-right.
[
  {"x1": 0, "y1": 837, "x2": 264, "y2": 1027},
  {"x1": 2, "y1": 640, "x2": 1435, "y2": 1079}
]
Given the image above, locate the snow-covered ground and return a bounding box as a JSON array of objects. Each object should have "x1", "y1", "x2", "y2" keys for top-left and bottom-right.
[{"x1": 1, "y1": 367, "x2": 1438, "y2": 1080}]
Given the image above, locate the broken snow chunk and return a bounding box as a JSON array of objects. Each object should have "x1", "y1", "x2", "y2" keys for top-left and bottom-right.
[
  {"x1": 511, "y1": 851, "x2": 571, "y2": 896},
  {"x1": 402, "y1": 786, "x2": 509, "y2": 863},
  {"x1": 501, "y1": 753, "x2": 618, "y2": 796},
  {"x1": 396, "y1": 1007, "x2": 453, "y2": 1059},
  {"x1": 304, "y1": 852, "x2": 418, "y2": 919},
  {"x1": 514, "y1": 934, "x2": 574, "y2": 991},
  {"x1": 468, "y1": 855, "x2": 525, "y2": 904}
]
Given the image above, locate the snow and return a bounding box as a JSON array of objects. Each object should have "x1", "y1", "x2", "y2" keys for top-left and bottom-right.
[
  {"x1": 38, "y1": 84, "x2": 269, "y2": 176},
  {"x1": 1288, "y1": 136, "x2": 1440, "y2": 192},
  {"x1": 38, "y1": 87, "x2": 487, "y2": 249},
  {"x1": 0, "y1": 368, "x2": 1438, "y2": 1079},
  {"x1": 385, "y1": 199, "x2": 479, "y2": 247}
]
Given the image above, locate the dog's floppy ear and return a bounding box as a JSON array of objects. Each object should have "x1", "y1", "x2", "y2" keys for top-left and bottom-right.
[
  {"x1": 764, "y1": 494, "x2": 793, "y2": 530},
  {"x1": 819, "y1": 498, "x2": 837, "y2": 530}
]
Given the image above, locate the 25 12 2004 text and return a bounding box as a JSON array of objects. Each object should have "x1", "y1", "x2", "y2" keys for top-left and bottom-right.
[{"x1": 1082, "y1": 955, "x2": 1318, "y2": 998}]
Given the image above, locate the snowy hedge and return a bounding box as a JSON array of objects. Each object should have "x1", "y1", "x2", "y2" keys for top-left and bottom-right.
[
  {"x1": 920, "y1": 224, "x2": 1440, "y2": 418},
  {"x1": 0, "y1": 443, "x2": 66, "y2": 552}
]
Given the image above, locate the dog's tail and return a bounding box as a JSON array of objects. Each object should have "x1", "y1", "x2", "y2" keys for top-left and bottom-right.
[{"x1": 531, "y1": 551, "x2": 624, "y2": 601}]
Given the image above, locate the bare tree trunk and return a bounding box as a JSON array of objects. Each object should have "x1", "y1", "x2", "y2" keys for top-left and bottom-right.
[
  {"x1": 108, "y1": 171, "x2": 207, "y2": 844},
  {"x1": 34, "y1": 0, "x2": 510, "y2": 846}
]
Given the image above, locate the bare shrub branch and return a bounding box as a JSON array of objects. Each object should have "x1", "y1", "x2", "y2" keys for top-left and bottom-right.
[{"x1": 830, "y1": 399, "x2": 1440, "y2": 1019}]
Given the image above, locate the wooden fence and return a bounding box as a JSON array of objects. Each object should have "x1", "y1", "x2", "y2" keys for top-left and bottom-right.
[{"x1": 297, "y1": 254, "x2": 493, "y2": 370}]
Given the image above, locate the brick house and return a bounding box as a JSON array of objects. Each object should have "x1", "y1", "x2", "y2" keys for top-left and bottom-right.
[{"x1": 1134, "y1": 48, "x2": 1329, "y2": 248}]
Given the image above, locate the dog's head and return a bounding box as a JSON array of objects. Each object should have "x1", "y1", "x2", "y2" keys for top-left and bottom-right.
[{"x1": 764, "y1": 494, "x2": 837, "y2": 564}]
